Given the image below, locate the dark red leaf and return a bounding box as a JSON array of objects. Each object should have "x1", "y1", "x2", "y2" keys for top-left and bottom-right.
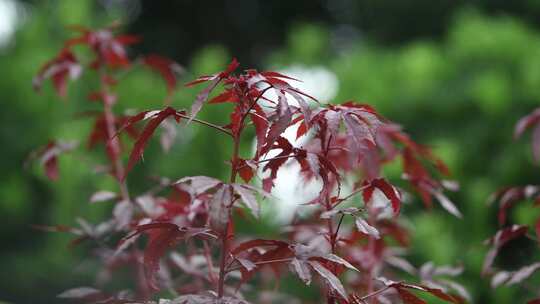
[
  {"x1": 260, "y1": 71, "x2": 301, "y2": 82},
  {"x1": 184, "y1": 75, "x2": 214, "y2": 87},
  {"x1": 44, "y1": 155, "x2": 59, "y2": 180},
  {"x1": 219, "y1": 57, "x2": 240, "y2": 78},
  {"x1": 187, "y1": 58, "x2": 240, "y2": 120},
  {"x1": 391, "y1": 282, "x2": 460, "y2": 304},
  {"x1": 143, "y1": 54, "x2": 182, "y2": 94},
  {"x1": 190, "y1": 77, "x2": 220, "y2": 120},
  {"x1": 28, "y1": 140, "x2": 77, "y2": 181},
  {"x1": 487, "y1": 225, "x2": 529, "y2": 248},
  {"x1": 65, "y1": 28, "x2": 140, "y2": 68},
  {"x1": 536, "y1": 218, "x2": 540, "y2": 243},
  {"x1": 250, "y1": 104, "x2": 269, "y2": 157},
  {"x1": 308, "y1": 260, "x2": 348, "y2": 300},
  {"x1": 208, "y1": 184, "x2": 233, "y2": 232},
  {"x1": 124, "y1": 107, "x2": 183, "y2": 177},
  {"x1": 209, "y1": 90, "x2": 237, "y2": 104},
  {"x1": 422, "y1": 286, "x2": 461, "y2": 303},
  {"x1": 296, "y1": 119, "x2": 309, "y2": 139},
  {"x1": 120, "y1": 223, "x2": 210, "y2": 291},
  {"x1": 231, "y1": 239, "x2": 290, "y2": 255},
  {"x1": 260, "y1": 94, "x2": 293, "y2": 156},
  {"x1": 483, "y1": 225, "x2": 529, "y2": 274},
  {"x1": 262, "y1": 137, "x2": 294, "y2": 192},
  {"x1": 232, "y1": 184, "x2": 268, "y2": 219},
  {"x1": 491, "y1": 186, "x2": 539, "y2": 225},
  {"x1": 114, "y1": 34, "x2": 142, "y2": 45},
  {"x1": 237, "y1": 159, "x2": 254, "y2": 183},
  {"x1": 397, "y1": 288, "x2": 427, "y2": 304},
  {"x1": 515, "y1": 108, "x2": 540, "y2": 139},
  {"x1": 363, "y1": 178, "x2": 401, "y2": 215},
  {"x1": 33, "y1": 49, "x2": 81, "y2": 98}
]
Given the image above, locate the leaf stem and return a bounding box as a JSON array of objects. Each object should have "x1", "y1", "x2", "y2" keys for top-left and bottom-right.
[
  {"x1": 217, "y1": 132, "x2": 242, "y2": 298},
  {"x1": 360, "y1": 285, "x2": 392, "y2": 302},
  {"x1": 366, "y1": 211, "x2": 377, "y2": 303},
  {"x1": 100, "y1": 70, "x2": 130, "y2": 202},
  {"x1": 203, "y1": 240, "x2": 217, "y2": 284},
  {"x1": 216, "y1": 85, "x2": 273, "y2": 298},
  {"x1": 217, "y1": 230, "x2": 229, "y2": 298},
  {"x1": 235, "y1": 153, "x2": 299, "y2": 170},
  {"x1": 333, "y1": 185, "x2": 369, "y2": 209},
  {"x1": 226, "y1": 258, "x2": 293, "y2": 273},
  {"x1": 332, "y1": 214, "x2": 345, "y2": 246},
  {"x1": 176, "y1": 113, "x2": 233, "y2": 137}
]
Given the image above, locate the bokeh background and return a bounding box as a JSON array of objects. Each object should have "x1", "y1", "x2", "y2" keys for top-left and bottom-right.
[{"x1": 2, "y1": 0, "x2": 540, "y2": 303}]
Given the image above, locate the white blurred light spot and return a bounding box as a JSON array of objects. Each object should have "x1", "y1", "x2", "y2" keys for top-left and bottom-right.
[
  {"x1": 264, "y1": 65, "x2": 339, "y2": 104},
  {"x1": 370, "y1": 189, "x2": 393, "y2": 220},
  {"x1": 257, "y1": 120, "x2": 322, "y2": 223},
  {"x1": 258, "y1": 65, "x2": 340, "y2": 223},
  {"x1": 267, "y1": 158, "x2": 322, "y2": 223},
  {"x1": 0, "y1": 0, "x2": 25, "y2": 48},
  {"x1": 283, "y1": 65, "x2": 339, "y2": 103}
]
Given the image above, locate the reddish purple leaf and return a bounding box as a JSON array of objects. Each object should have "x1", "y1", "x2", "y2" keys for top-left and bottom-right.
[
  {"x1": 536, "y1": 218, "x2": 540, "y2": 243},
  {"x1": 190, "y1": 77, "x2": 220, "y2": 121},
  {"x1": 260, "y1": 71, "x2": 301, "y2": 82},
  {"x1": 124, "y1": 107, "x2": 184, "y2": 177},
  {"x1": 33, "y1": 49, "x2": 82, "y2": 98},
  {"x1": 65, "y1": 27, "x2": 141, "y2": 68},
  {"x1": 397, "y1": 288, "x2": 427, "y2": 304},
  {"x1": 388, "y1": 281, "x2": 460, "y2": 304},
  {"x1": 307, "y1": 260, "x2": 348, "y2": 300},
  {"x1": 260, "y1": 93, "x2": 293, "y2": 156},
  {"x1": 208, "y1": 90, "x2": 237, "y2": 104},
  {"x1": 143, "y1": 54, "x2": 183, "y2": 94},
  {"x1": 487, "y1": 225, "x2": 529, "y2": 248},
  {"x1": 483, "y1": 225, "x2": 529, "y2": 274},
  {"x1": 250, "y1": 104, "x2": 269, "y2": 157},
  {"x1": 515, "y1": 108, "x2": 540, "y2": 139},
  {"x1": 363, "y1": 178, "x2": 401, "y2": 215},
  {"x1": 28, "y1": 140, "x2": 78, "y2": 181},
  {"x1": 355, "y1": 217, "x2": 380, "y2": 239},
  {"x1": 187, "y1": 58, "x2": 240, "y2": 121},
  {"x1": 232, "y1": 184, "x2": 268, "y2": 219},
  {"x1": 120, "y1": 223, "x2": 211, "y2": 290},
  {"x1": 231, "y1": 239, "x2": 290, "y2": 255},
  {"x1": 208, "y1": 184, "x2": 232, "y2": 233},
  {"x1": 290, "y1": 258, "x2": 312, "y2": 285}
]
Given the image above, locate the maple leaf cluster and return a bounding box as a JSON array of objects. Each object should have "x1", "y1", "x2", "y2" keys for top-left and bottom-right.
[
  {"x1": 31, "y1": 24, "x2": 182, "y2": 181},
  {"x1": 483, "y1": 109, "x2": 540, "y2": 304},
  {"x1": 30, "y1": 24, "x2": 466, "y2": 304}
]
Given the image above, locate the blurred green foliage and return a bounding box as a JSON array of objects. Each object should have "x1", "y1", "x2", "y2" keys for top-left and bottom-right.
[{"x1": 3, "y1": 1, "x2": 540, "y2": 303}]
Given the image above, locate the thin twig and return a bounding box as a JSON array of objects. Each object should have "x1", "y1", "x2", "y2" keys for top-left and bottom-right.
[
  {"x1": 176, "y1": 113, "x2": 233, "y2": 137},
  {"x1": 217, "y1": 123, "x2": 242, "y2": 298},
  {"x1": 332, "y1": 214, "x2": 345, "y2": 246},
  {"x1": 235, "y1": 153, "x2": 299, "y2": 171},
  {"x1": 333, "y1": 185, "x2": 370, "y2": 209},
  {"x1": 360, "y1": 285, "x2": 392, "y2": 301},
  {"x1": 237, "y1": 85, "x2": 273, "y2": 134},
  {"x1": 226, "y1": 258, "x2": 293, "y2": 273},
  {"x1": 100, "y1": 69, "x2": 131, "y2": 202},
  {"x1": 203, "y1": 240, "x2": 218, "y2": 284}
]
